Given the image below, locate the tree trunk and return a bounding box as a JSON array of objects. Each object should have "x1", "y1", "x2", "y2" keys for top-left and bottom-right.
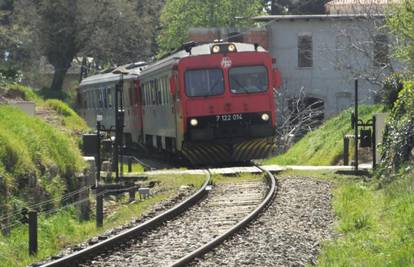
[{"x1": 50, "y1": 66, "x2": 69, "y2": 92}]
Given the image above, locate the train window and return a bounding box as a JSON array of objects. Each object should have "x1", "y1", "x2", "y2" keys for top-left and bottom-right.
[
  {"x1": 229, "y1": 65, "x2": 268, "y2": 94},
  {"x1": 98, "y1": 89, "x2": 103, "y2": 108},
  {"x1": 129, "y1": 85, "x2": 134, "y2": 106},
  {"x1": 160, "y1": 79, "x2": 164, "y2": 105},
  {"x1": 108, "y1": 88, "x2": 112, "y2": 108},
  {"x1": 94, "y1": 90, "x2": 98, "y2": 108},
  {"x1": 102, "y1": 88, "x2": 108, "y2": 108},
  {"x1": 156, "y1": 80, "x2": 161, "y2": 105},
  {"x1": 185, "y1": 69, "x2": 224, "y2": 97},
  {"x1": 145, "y1": 84, "x2": 149, "y2": 106},
  {"x1": 163, "y1": 78, "x2": 169, "y2": 104},
  {"x1": 143, "y1": 84, "x2": 147, "y2": 105},
  {"x1": 87, "y1": 91, "x2": 91, "y2": 109}
]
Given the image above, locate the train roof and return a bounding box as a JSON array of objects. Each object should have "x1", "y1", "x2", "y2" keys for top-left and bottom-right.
[
  {"x1": 140, "y1": 42, "x2": 267, "y2": 76},
  {"x1": 79, "y1": 61, "x2": 147, "y2": 87}
]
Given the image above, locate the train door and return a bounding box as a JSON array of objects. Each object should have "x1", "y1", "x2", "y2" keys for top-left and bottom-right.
[{"x1": 171, "y1": 72, "x2": 184, "y2": 151}]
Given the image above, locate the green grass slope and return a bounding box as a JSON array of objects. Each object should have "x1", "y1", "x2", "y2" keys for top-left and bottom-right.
[
  {"x1": 264, "y1": 105, "x2": 385, "y2": 166},
  {"x1": 0, "y1": 83, "x2": 88, "y2": 219},
  {"x1": 44, "y1": 99, "x2": 88, "y2": 134},
  {"x1": 0, "y1": 106, "x2": 85, "y2": 201}
]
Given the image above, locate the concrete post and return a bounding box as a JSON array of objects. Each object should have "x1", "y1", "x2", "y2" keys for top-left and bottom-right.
[
  {"x1": 78, "y1": 176, "x2": 90, "y2": 221},
  {"x1": 343, "y1": 136, "x2": 350, "y2": 166},
  {"x1": 28, "y1": 211, "x2": 37, "y2": 255},
  {"x1": 96, "y1": 187, "x2": 103, "y2": 228}
]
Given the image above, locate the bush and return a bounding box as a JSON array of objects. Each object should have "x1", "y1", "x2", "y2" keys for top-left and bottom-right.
[
  {"x1": 380, "y1": 79, "x2": 414, "y2": 179},
  {"x1": 380, "y1": 73, "x2": 406, "y2": 108}
]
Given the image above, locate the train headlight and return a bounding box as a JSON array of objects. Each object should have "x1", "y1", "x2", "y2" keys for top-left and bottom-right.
[
  {"x1": 228, "y1": 44, "x2": 236, "y2": 52},
  {"x1": 212, "y1": 45, "x2": 220, "y2": 53},
  {"x1": 190, "y1": 118, "x2": 198, "y2": 126},
  {"x1": 261, "y1": 113, "x2": 270, "y2": 121}
]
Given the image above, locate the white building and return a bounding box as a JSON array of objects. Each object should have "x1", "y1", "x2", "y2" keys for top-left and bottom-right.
[{"x1": 253, "y1": 14, "x2": 397, "y2": 118}]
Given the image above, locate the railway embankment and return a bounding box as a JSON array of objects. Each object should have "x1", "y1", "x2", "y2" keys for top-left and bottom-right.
[
  {"x1": 0, "y1": 83, "x2": 186, "y2": 267},
  {"x1": 264, "y1": 104, "x2": 385, "y2": 166},
  {"x1": 315, "y1": 80, "x2": 414, "y2": 266}
]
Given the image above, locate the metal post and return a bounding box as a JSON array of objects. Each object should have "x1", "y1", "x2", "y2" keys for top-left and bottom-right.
[
  {"x1": 28, "y1": 211, "x2": 37, "y2": 255},
  {"x1": 96, "y1": 187, "x2": 103, "y2": 228},
  {"x1": 96, "y1": 120, "x2": 101, "y2": 184},
  {"x1": 114, "y1": 83, "x2": 120, "y2": 182},
  {"x1": 372, "y1": 115, "x2": 377, "y2": 169},
  {"x1": 128, "y1": 185, "x2": 136, "y2": 202},
  {"x1": 128, "y1": 157, "x2": 132, "y2": 173},
  {"x1": 119, "y1": 74, "x2": 124, "y2": 179},
  {"x1": 343, "y1": 136, "x2": 349, "y2": 166},
  {"x1": 354, "y1": 79, "x2": 359, "y2": 172},
  {"x1": 1, "y1": 177, "x2": 10, "y2": 236}
]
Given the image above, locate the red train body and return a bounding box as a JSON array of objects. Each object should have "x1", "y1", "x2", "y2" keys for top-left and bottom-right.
[{"x1": 78, "y1": 42, "x2": 281, "y2": 164}]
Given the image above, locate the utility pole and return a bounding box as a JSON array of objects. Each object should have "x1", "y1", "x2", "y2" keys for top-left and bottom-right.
[{"x1": 354, "y1": 79, "x2": 359, "y2": 172}]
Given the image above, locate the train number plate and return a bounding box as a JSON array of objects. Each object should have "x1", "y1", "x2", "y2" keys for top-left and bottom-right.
[{"x1": 216, "y1": 114, "x2": 243, "y2": 122}]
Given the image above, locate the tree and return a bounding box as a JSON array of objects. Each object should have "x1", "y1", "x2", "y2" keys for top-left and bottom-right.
[
  {"x1": 0, "y1": 0, "x2": 32, "y2": 82},
  {"x1": 265, "y1": 0, "x2": 329, "y2": 15},
  {"x1": 387, "y1": 0, "x2": 414, "y2": 69},
  {"x1": 13, "y1": 0, "x2": 163, "y2": 93},
  {"x1": 158, "y1": 0, "x2": 264, "y2": 53}
]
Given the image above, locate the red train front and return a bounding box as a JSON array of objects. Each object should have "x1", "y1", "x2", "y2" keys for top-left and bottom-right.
[{"x1": 167, "y1": 42, "x2": 280, "y2": 164}]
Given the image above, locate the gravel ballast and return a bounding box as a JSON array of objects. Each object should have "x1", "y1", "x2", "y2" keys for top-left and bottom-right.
[{"x1": 191, "y1": 175, "x2": 334, "y2": 267}]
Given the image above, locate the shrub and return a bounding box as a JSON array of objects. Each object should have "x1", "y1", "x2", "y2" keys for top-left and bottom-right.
[
  {"x1": 380, "y1": 79, "x2": 414, "y2": 179},
  {"x1": 380, "y1": 72, "x2": 406, "y2": 108}
]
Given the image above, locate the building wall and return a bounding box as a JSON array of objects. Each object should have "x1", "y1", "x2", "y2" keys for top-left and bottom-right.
[{"x1": 267, "y1": 17, "x2": 391, "y2": 117}]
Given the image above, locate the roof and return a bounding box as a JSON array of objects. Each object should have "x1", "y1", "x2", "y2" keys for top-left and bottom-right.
[
  {"x1": 79, "y1": 62, "x2": 147, "y2": 87},
  {"x1": 324, "y1": 0, "x2": 400, "y2": 14},
  {"x1": 252, "y1": 14, "x2": 385, "y2": 22},
  {"x1": 140, "y1": 42, "x2": 266, "y2": 76},
  {"x1": 325, "y1": 0, "x2": 398, "y2": 6}
]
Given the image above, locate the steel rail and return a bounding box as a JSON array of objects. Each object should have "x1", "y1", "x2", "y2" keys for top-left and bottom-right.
[
  {"x1": 170, "y1": 165, "x2": 277, "y2": 267},
  {"x1": 41, "y1": 170, "x2": 211, "y2": 267}
]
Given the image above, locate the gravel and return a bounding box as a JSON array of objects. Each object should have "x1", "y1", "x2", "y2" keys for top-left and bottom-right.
[
  {"x1": 191, "y1": 175, "x2": 334, "y2": 267},
  {"x1": 32, "y1": 185, "x2": 196, "y2": 267},
  {"x1": 82, "y1": 180, "x2": 267, "y2": 267}
]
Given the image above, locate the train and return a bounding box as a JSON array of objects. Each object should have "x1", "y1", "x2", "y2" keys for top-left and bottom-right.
[{"x1": 78, "y1": 41, "x2": 281, "y2": 164}]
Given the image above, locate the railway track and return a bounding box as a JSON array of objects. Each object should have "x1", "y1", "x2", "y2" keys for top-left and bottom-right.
[{"x1": 42, "y1": 166, "x2": 277, "y2": 267}]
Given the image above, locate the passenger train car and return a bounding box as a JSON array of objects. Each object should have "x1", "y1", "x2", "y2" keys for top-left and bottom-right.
[
  {"x1": 78, "y1": 62, "x2": 147, "y2": 145},
  {"x1": 78, "y1": 42, "x2": 281, "y2": 164}
]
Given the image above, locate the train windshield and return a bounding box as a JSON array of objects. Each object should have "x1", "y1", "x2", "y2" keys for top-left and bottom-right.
[
  {"x1": 229, "y1": 65, "x2": 268, "y2": 94},
  {"x1": 185, "y1": 69, "x2": 224, "y2": 97}
]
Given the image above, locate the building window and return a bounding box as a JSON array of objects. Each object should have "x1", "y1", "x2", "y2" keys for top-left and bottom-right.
[
  {"x1": 374, "y1": 34, "x2": 388, "y2": 67},
  {"x1": 298, "y1": 34, "x2": 313, "y2": 68}
]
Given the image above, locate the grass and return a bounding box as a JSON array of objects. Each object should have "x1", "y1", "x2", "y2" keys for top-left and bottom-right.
[
  {"x1": 0, "y1": 106, "x2": 85, "y2": 193},
  {"x1": 0, "y1": 174, "x2": 205, "y2": 267},
  {"x1": 0, "y1": 83, "x2": 42, "y2": 104},
  {"x1": 0, "y1": 83, "x2": 89, "y2": 253},
  {"x1": 278, "y1": 170, "x2": 414, "y2": 267},
  {"x1": 120, "y1": 162, "x2": 145, "y2": 173},
  {"x1": 264, "y1": 105, "x2": 385, "y2": 166},
  {"x1": 44, "y1": 99, "x2": 88, "y2": 134}
]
